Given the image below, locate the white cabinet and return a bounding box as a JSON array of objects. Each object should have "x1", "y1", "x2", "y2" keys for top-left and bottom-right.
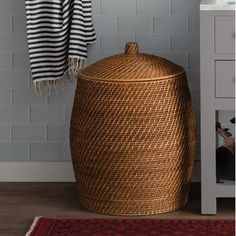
[
  {"x1": 215, "y1": 16, "x2": 235, "y2": 53},
  {"x1": 200, "y1": 2, "x2": 235, "y2": 214},
  {"x1": 215, "y1": 60, "x2": 235, "y2": 98}
]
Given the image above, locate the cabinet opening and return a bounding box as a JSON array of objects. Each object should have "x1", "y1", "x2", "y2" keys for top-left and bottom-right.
[{"x1": 216, "y1": 110, "x2": 235, "y2": 184}]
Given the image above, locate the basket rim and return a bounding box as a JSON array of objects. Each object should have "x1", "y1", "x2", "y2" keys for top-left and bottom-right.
[{"x1": 78, "y1": 71, "x2": 185, "y2": 83}]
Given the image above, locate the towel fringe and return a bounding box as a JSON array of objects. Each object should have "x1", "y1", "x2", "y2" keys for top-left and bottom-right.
[
  {"x1": 69, "y1": 57, "x2": 85, "y2": 76},
  {"x1": 33, "y1": 57, "x2": 86, "y2": 95}
]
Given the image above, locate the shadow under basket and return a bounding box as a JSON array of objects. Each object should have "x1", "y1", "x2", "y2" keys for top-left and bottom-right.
[{"x1": 70, "y1": 42, "x2": 196, "y2": 216}]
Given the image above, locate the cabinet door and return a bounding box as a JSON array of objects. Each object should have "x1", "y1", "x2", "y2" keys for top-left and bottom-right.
[
  {"x1": 215, "y1": 60, "x2": 235, "y2": 98},
  {"x1": 215, "y1": 16, "x2": 235, "y2": 54}
]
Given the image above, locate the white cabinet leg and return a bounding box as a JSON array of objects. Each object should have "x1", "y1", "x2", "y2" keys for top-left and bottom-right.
[
  {"x1": 201, "y1": 107, "x2": 217, "y2": 215},
  {"x1": 201, "y1": 191, "x2": 217, "y2": 214}
]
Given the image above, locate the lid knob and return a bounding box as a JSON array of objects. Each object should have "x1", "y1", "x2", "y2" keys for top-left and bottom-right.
[{"x1": 125, "y1": 42, "x2": 139, "y2": 55}]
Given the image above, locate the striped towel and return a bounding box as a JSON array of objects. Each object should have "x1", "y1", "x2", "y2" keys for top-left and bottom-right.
[{"x1": 25, "y1": 0, "x2": 96, "y2": 93}]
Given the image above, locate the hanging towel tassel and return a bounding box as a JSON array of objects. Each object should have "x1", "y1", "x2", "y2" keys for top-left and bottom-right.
[
  {"x1": 33, "y1": 73, "x2": 69, "y2": 96},
  {"x1": 68, "y1": 57, "x2": 85, "y2": 77}
]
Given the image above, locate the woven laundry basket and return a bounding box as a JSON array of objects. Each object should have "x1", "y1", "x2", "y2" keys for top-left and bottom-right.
[{"x1": 70, "y1": 42, "x2": 196, "y2": 216}]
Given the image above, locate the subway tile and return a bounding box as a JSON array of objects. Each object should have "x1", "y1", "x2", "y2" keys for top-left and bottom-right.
[
  {"x1": 118, "y1": 16, "x2": 153, "y2": 34},
  {"x1": 64, "y1": 143, "x2": 72, "y2": 161},
  {"x1": 12, "y1": 124, "x2": 46, "y2": 142},
  {"x1": 192, "y1": 93, "x2": 200, "y2": 109},
  {"x1": 0, "y1": 16, "x2": 11, "y2": 34},
  {"x1": 86, "y1": 52, "x2": 103, "y2": 65},
  {"x1": 0, "y1": 143, "x2": 29, "y2": 161},
  {"x1": 136, "y1": 34, "x2": 170, "y2": 53},
  {"x1": 172, "y1": 0, "x2": 200, "y2": 16},
  {"x1": 137, "y1": 0, "x2": 170, "y2": 16},
  {"x1": 0, "y1": 71, "x2": 29, "y2": 88},
  {"x1": 48, "y1": 88, "x2": 75, "y2": 106},
  {"x1": 99, "y1": 51, "x2": 120, "y2": 59},
  {"x1": 154, "y1": 16, "x2": 188, "y2": 34},
  {"x1": 0, "y1": 35, "x2": 27, "y2": 52},
  {"x1": 171, "y1": 35, "x2": 200, "y2": 52},
  {"x1": 65, "y1": 124, "x2": 70, "y2": 142},
  {"x1": 12, "y1": 89, "x2": 47, "y2": 106},
  {"x1": 157, "y1": 53, "x2": 189, "y2": 70},
  {"x1": 189, "y1": 53, "x2": 200, "y2": 69},
  {"x1": 0, "y1": 89, "x2": 12, "y2": 106},
  {"x1": 47, "y1": 124, "x2": 65, "y2": 141},
  {"x1": 0, "y1": 0, "x2": 25, "y2": 15},
  {"x1": 87, "y1": 36, "x2": 100, "y2": 54},
  {"x1": 137, "y1": 0, "x2": 170, "y2": 15},
  {"x1": 0, "y1": 125, "x2": 11, "y2": 142},
  {"x1": 30, "y1": 107, "x2": 64, "y2": 123},
  {"x1": 12, "y1": 52, "x2": 30, "y2": 70},
  {"x1": 12, "y1": 15, "x2": 27, "y2": 33},
  {"x1": 0, "y1": 107, "x2": 29, "y2": 123},
  {"x1": 0, "y1": 53, "x2": 12, "y2": 70},
  {"x1": 65, "y1": 78, "x2": 77, "y2": 88},
  {"x1": 186, "y1": 70, "x2": 200, "y2": 90},
  {"x1": 190, "y1": 88, "x2": 200, "y2": 107},
  {"x1": 193, "y1": 105, "x2": 200, "y2": 124},
  {"x1": 65, "y1": 106, "x2": 73, "y2": 124},
  {"x1": 101, "y1": 0, "x2": 135, "y2": 15},
  {"x1": 101, "y1": 34, "x2": 135, "y2": 52},
  {"x1": 93, "y1": 16, "x2": 118, "y2": 34},
  {"x1": 30, "y1": 143, "x2": 64, "y2": 161},
  {"x1": 189, "y1": 16, "x2": 200, "y2": 34}
]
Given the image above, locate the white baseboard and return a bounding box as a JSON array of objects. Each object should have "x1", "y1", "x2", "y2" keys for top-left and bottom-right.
[{"x1": 0, "y1": 161, "x2": 201, "y2": 182}]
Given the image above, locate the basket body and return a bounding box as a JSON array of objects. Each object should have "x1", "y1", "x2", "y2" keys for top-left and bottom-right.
[
  {"x1": 70, "y1": 79, "x2": 196, "y2": 216},
  {"x1": 70, "y1": 43, "x2": 196, "y2": 216}
]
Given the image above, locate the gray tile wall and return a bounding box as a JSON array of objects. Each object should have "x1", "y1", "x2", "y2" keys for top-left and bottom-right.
[{"x1": 0, "y1": 0, "x2": 200, "y2": 161}]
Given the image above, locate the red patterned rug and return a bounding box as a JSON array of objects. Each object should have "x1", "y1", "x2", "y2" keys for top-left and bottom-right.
[{"x1": 26, "y1": 217, "x2": 235, "y2": 236}]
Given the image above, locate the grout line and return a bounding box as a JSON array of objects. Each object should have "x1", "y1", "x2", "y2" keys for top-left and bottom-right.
[
  {"x1": 45, "y1": 125, "x2": 48, "y2": 142},
  {"x1": 99, "y1": 34, "x2": 101, "y2": 52},
  {"x1": 152, "y1": 16, "x2": 154, "y2": 33},
  {"x1": 10, "y1": 16, "x2": 13, "y2": 33},
  {"x1": 188, "y1": 53, "x2": 191, "y2": 69},
  {"x1": 28, "y1": 107, "x2": 31, "y2": 124},
  {"x1": 28, "y1": 142, "x2": 31, "y2": 161},
  {"x1": 188, "y1": 16, "x2": 191, "y2": 33},
  {"x1": 10, "y1": 123, "x2": 13, "y2": 142},
  {"x1": 10, "y1": 88, "x2": 13, "y2": 106},
  {"x1": 169, "y1": 36, "x2": 172, "y2": 52},
  {"x1": 11, "y1": 52, "x2": 13, "y2": 70}
]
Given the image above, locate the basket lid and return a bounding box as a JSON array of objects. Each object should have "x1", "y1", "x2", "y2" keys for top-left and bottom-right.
[{"x1": 79, "y1": 42, "x2": 185, "y2": 82}]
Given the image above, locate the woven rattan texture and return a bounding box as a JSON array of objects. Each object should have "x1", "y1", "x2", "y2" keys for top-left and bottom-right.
[
  {"x1": 80, "y1": 55, "x2": 184, "y2": 82},
  {"x1": 70, "y1": 73, "x2": 196, "y2": 216}
]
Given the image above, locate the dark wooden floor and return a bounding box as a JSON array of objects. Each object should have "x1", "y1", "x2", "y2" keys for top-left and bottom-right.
[{"x1": 0, "y1": 183, "x2": 234, "y2": 236}]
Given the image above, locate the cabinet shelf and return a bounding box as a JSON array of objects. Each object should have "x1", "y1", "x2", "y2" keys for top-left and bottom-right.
[{"x1": 215, "y1": 183, "x2": 235, "y2": 198}]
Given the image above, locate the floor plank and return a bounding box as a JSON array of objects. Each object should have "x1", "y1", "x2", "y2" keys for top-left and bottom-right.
[{"x1": 0, "y1": 183, "x2": 234, "y2": 236}]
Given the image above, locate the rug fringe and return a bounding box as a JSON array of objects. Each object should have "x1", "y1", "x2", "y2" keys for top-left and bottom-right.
[{"x1": 25, "y1": 216, "x2": 42, "y2": 236}]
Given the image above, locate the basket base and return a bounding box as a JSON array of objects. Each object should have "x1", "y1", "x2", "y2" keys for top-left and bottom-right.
[{"x1": 79, "y1": 196, "x2": 189, "y2": 216}]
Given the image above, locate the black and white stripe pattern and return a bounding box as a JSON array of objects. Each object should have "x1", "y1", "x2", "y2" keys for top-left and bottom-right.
[{"x1": 25, "y1": 0, "x2": 96, "y2": 89}]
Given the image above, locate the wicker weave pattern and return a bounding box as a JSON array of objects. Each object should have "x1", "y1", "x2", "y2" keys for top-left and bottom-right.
[
  {"x1": 70, "y1": 69, "x2": 196, "y2": 215},
  {"x1": 80, "y1": 55, "x2": 184, "y2": 82}
]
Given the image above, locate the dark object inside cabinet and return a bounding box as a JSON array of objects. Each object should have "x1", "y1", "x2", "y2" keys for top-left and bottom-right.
[{"x1": 216, "y1": 117, "x2": 235, "y2": 183}]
